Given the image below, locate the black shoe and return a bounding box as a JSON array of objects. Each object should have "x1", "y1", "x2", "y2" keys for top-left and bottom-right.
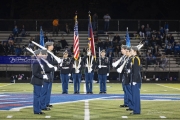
[
  {"x1": 130, "y1": 112, "x2": 140, "y2": 115},
  {"x1": 103, "y1": 92, "x2": 107, "y2": 94},
  {"x1": 86, "y1": 92, "x2": 90, "y2": 94},
  {"x1": 120, "y1": 105, "x2": 128, "y2": 107},
  {"x1": 42, "y1": 108, "x2": 51, "y2": 111},
  {"x1": 46, "y1": 105, "x2": 53, "y2": 107},
  {"x1": 99, "y1": 92, "x2": 103, "y2": 94},
  {"x1": 126, "y1": 108, "x2": 133, "y2": 111},
  {"x1": 74, "y1": 92, "x2": 77, "y2": 94},
  {"x1": 34, "y1": 112, "x2": 45, "y2": 114},
  {"x1": 90, "y1": 92, "x2": 93, "y2": 94}
]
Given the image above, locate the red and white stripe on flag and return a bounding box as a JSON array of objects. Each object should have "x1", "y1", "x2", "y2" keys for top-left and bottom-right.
[{"x1": 73, "y1": 22, "x2": 79, "y2": 60}]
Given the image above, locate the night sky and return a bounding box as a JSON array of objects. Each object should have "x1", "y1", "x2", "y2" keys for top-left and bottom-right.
[{"x1": 0, "y1": 0, "x2": 180, "y2": 19}]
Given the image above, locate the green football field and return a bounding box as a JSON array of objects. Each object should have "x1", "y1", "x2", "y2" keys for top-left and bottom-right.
[{"x1": 0, "y1": 83, "x2": 180, "y2": 120}]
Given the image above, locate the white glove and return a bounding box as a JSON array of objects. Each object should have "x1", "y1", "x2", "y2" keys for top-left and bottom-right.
[
  {"x1": 57, "y1": 58, "x2": 62, "y2": 64},
  {"x1": 107, "y1": 73, "x2": 109, "y2": 76},
  {"x1": 132, "y1": 82, "x2": 137, "y2": 85},
  {"x1": 68, "y1": 74, "x2": 71, "y2": 77},
  {"x1": 77, "y1": 65, "x2": 81, "y2": 69},
  {"x1": 73, "y1": 64, "x2": 76, "y2": 68},
  {"x1": 88, "y1": 68, "x2": 93, "y2": 73},
  {"x1": 43, "y1": 75, "x2": 48, "y2": 80},
  {"x1": 76, "y1": 70, "x2": 80, "y2": 73},
  {"x1": 54, "y1": 67, "x2": 57, "y2": 71},
  {"x1": 112, "y1": 62, "x2": 116, "y2": 67},
  {"x1": 117, "y1": 68, "x2": 121, "y2": 73},
  {"x1": 98, "y1": 65, "x2": 101, "y2": 68},
  {"x1": 59, "y1": 63, "x2": 62, "y2": 67},
  {"x1": 85, "y1": 64, "x2": 88, "y2": 67}
]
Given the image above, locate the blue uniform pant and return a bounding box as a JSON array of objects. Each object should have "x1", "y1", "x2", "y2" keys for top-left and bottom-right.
[
  {"x1": 72, "y1": 73, "x2": 81, "y2": 93},
  {"x1": 131, "y1": 83, "x2": 141, "y2": 114},
  {"x1": 60, "y1": 74, "x2": 69, "y2": 94},
  {"x1": 41, "y1": 82, "x2": 52, "y2": 108},
  {"x1": 125, "y1": 84, "x2": 133, "y2": 109},
  {"x1": 122, "y1": 83, "x2": 128, "y2": 106},
  {"x1": 85, "y1": 73, "x2": 94, "y2": 93},
  {"x1": 98, "y1": 74, "x2": 107, "y2": 92},
  {"x1": 33, "y1": 85, "x2": 42, "y2": 114},
  {"x1": 46, "y1": 82, "x2": 52, "y2": 105}
]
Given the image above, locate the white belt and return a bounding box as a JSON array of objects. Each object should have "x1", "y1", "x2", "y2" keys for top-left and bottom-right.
[
  {"x1": 62, "y1": 67, "x2": 69, "y2": 69},
  {"x1": 101, "y1": 65, "x2": 107, "y2": 67}
]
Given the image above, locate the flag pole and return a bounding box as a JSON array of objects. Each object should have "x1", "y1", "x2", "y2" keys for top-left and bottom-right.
[{"x1": 88, "y1": 11, "x2": 91, "y2": 67}]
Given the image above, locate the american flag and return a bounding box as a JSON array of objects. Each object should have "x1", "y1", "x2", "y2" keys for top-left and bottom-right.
[
  {"x1": 88, "y1": 14, "x2": 96, "y2": 58},
  {"x1": 73, "y1": 17, "x2": 79, "y2": 60}
]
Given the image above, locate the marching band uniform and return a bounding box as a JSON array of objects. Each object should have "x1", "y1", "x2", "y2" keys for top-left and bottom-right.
[
  {"x1": 71, "y1": 57, "x2": 83, "y2": 94},
  {"x1": 130, "y1": 46, "x2": 142, "y2": 114},
  {"x1": 123, "y1": 49, "x2": 133, "y2": 111},
  {"x1": 41, "y1": 42, "x2": 58, "y2": 108},
  {"x1": 59, "y1": 50, "x2": 71, "y2": 94},
  {"x1": 83, "y1": 48, "x2": 96, "y2": 94},
  {"x1": 31, "y1": 50, "x2": 50, "y2": 114},
  {"x1": 97, "y1": 49, "x2": 109, "y2": 94},
  {"x1": 113, "y1": 45, "x2": 129, "y2": 107}
]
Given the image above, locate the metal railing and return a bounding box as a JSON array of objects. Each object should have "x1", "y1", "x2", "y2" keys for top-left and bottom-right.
[{"x1": 1, "y1": 19, "x2": 180, "y2": 31}]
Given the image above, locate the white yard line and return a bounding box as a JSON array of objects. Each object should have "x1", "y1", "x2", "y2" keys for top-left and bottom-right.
[
  {"x1": 6, "y1": 115, "x2": 13, "y2": 118},
  {"x1": 122, "y1": 116, "x2": 128, "y2": 118},
  {"x1": 156, "y1": 84, "x2": 180, "y2": 90},
  {"x1": 159, "y1": 116, "x2": 166, "y2": 118},
  {"x1": 45, "y1": 116, "x2": 51, "y2": 118},
  {"x1": 84, "y1": 83, "x2": 90, "y2": 120}
]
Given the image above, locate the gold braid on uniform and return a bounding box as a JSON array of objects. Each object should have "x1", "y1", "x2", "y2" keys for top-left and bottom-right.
[{"x1": 132, "y1": 56, "x2": 141, "y2": 66}]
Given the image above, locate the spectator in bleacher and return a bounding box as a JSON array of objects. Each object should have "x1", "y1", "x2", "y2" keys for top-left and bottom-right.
[
  {"x1": 145, "y1": 24, "x2": 151, "y2": 37},
  {"x1": 103, "y1": 13, "x2": 111, "y2": 32},
  {"x1": 97, "y1": 39, "x2": 104, "y2": 50},
  {"x1": 144, "y1": 37, "x2": 150, "y2": 47},
  {"x1": 8, "y1": 34, "x2": 15, "y2": 45},
  {"x1": 52, "y1": 18, "x2": 59, "y2": 36},
  {"x1": 160, "y1": 27, "x2": 165, "y2": 36},
  {"x1": 164, "y1": 22, "x2": 169, "y2": 35},
  {"x1": 155, "y1": 36, "x2": 163, "y2": 48},
  {"x1": 114, "y1": 45, "x2": 121, "y2": 57},
  {"x1": 146, "y1": 53, "x2": 156, "y2": 68},
  {"x1": 174, "y1": 42, "x2": 180, "y2": 57},
  {"x1": 155, "y1": 51, "x2": 162, "y2": 65},
  {"x1": 113, "y1": 34, "x2": 121, "y2": 43},
  {"x1": 3, "y1": 42, "x2": 8, "y2": 56},
  {"x1": 55, "y1": 41, "x2": 62, "y2": 52},
  {"x1": 93, "y1": 13, "x2": 98, "y2": 31},
  {"x1": 163, "y1": 35, "x2": 169, "y2": 47},
  {"x1": 12, "y1": 25, "x2": 19, "y2": 37},
  {"x1": 60, "y1": 37, "x2": 69, "y2": 49},
  {"x1": 138, "y1": 25, "x2": 145, "y2": 38},
  {"x1": 159, "y1": 54, "x2": 168, "y2": 70},
  {"x1": 22, "y1": 45, "x2": 29, "y2": 56},
  {"x1": 168, "y1": 34, "x2": 175, "y2": 45},
  {"x1": 104, "y1": 39, "x2": 111, "y2": 49},
  {"x1": 44, "y1": 33, "x2": 49, "y2": 43},
  {"x1": 152, "y1": 45, "x2": 160, "y2": 55},
  {"x1": 165, "y1": 43, "x2": 173, "y2": 55},
  {"x1": 15, "y1": 45, "x2": 22, "y2": 56},
  {"x1": 20, "y1": 25, "x2": 26, "y2": 37},
  {"x1": 28, "y1": 38, "x2": 35, "y2": 50},
  {"x1": 146, "y1": 46, "x2": 153, "y2": 54},
  {"x1": 0, "y1": 41, "x2": 4, "y2": 55},
  {"x1": 8, "y1": 42, "x2": 14, "y2": 55},
  {"x1": 65, "y1": 23, "x2": 70, "y2": 34},
  {"x1": 150, "y1": 36, "x2": 157, "y2": 47},
  {"x1": 151, "y1": 31, "x2": 157, "y2": 38}
]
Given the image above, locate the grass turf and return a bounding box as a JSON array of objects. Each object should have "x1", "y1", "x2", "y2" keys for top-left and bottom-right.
[{"x1": 0, "y1": 83, "x2": 180, "y2": 119}]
